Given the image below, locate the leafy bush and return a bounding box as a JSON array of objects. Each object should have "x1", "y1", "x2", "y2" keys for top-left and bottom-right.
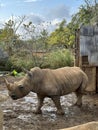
[
  {"x1": 5, "y1": 59, "x2": 13, "y2": 70},
  {"x1": 5, "y1": 49, "x2": 74, "y2": 71},
  {"x1": 10, "y1": 56, "x2": 34, "y2": 71},
  {"x1": 41, "y1": 49, "x2": 74, "y2": 69}
]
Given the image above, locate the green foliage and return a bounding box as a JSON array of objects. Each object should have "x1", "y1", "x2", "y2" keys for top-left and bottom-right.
[
  {"x1": 37, "y1": 29, "x2": 49, "y2": 50},
  {"x1": 48, "y1": 19, "x2": 75, "y2": 48},
  {"x1": 5, "y1": 59, "x2": 13, "y2": 70},
  {"x1": 68, "y1": 0, "x2": 98, "y2": 32},
  {"x1": 10, "y1": 54, "x2": 34, "y2": 71},
  {"x1": 5, "y1": 48, "x2": 74, "y2": 71},
  {"x1": 41, "y1": 49, "x2": 74, "y2": 69}
]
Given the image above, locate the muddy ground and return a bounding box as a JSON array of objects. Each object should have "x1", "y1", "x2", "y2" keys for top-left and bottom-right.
[{"x1": 0, "y1": 76, "x2": 98, "y2": 130}]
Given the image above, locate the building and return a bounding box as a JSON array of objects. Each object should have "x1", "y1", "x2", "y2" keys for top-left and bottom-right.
[{"x1": 75, "y1": 25, "x2": 98, "y2": 93}]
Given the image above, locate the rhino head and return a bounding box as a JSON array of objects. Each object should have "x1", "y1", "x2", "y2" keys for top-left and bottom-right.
[{"x1": 4, "y1": 70, "x2": 32, "y2": 100}]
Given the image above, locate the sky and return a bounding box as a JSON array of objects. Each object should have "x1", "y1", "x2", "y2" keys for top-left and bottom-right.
[
  {"x1": 0, "y1": 0, "x2": 85, "y2": 24},
  {"x1": 0, "y1": 0, "x2": 85, "y2": 37}
]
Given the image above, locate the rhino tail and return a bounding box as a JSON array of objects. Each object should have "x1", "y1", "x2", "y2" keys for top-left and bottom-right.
[{"x1": 76, "y1": 74, "x2": 88, "y2": 94}]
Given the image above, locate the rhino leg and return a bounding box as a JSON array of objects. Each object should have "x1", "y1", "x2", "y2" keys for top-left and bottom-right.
[
  {"x1": 75, "y1": 92, "x2": 82, "y2": 107},
  {"x1": 34, "y1": 94, "x2": 45, "y2": 114},
  {"x1": 51, "y1": 96, "x2": 65, "y2": 115}
]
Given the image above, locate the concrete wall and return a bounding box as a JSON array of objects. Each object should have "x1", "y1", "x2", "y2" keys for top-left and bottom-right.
[{"x1": 80, "y1": 25, "x2": 98, "y2": 65}]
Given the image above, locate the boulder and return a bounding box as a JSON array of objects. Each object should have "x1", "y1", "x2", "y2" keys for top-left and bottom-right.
[
  {"x1": 60, "y1": 122, "x2": 98, "y2": 130},
  {"x1": 0, "y1": 48, "x2": 8, "y2": 65},
  {"x1": 0, "y1": 94, "x2": 8, "y2": 130}
]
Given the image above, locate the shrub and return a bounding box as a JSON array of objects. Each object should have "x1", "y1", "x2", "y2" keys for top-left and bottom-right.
[
  {"x1": 5, "y1": 49, "x2": 74, "y2": 71},
  {"x1": 10, "y1": 56, "x2": 34, "y2": 71},
  {"x1": 41, "y1": 49, "x2": 74, "y2": 69}
]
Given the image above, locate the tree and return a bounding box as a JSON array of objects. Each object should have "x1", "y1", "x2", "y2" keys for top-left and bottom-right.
[
  {"x1": 48, "y1": 19, "x2": 75, "y2": 48},
  {"x1": 65, "y1": 0, "x2": 98, "y2": 50},
  {"x1": 68, "y1": 0, "x2": 98, "y2": 31},
  {"x1": 23, "y1": 21, "x2": 49, "y2": 66},
  {"x1": 37, "y1": 29, "x2": 49, "y2": 50},
  {"x1": 0, "y1": 16, "x2": 26, "y2": 55},
  {"x1": 23, "y1": 21, "x2": 49, "y2": 49}
]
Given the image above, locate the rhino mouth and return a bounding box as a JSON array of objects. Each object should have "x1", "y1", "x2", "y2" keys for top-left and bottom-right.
[{"x1": 11, "y1": 95, "x2": 18, "y2": 100}]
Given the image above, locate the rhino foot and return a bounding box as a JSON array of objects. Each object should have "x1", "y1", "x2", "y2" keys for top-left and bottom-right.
[
  {"x1": 56, "y1": 110, "x2": 65, "y2": 115},
  {"x1": 74, "y1": 102, "x2": 82, "y2": 107},
  {"x1": 33, "y1": 109, "x2": 42, "y2": 114}
]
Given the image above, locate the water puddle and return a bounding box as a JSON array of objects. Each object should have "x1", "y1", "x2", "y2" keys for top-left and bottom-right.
[
  {"x1": 17, "y1": 114, "x2": 32, "y2": 122},
  {"x1": 24, "y1": 96, "x2": 37, "y2": 104}
]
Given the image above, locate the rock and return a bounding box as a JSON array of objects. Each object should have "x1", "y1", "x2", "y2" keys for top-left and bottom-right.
[
  {"x1": 0, "y1": 94, "x2": 9, "y2": 102},
  {"x1": 0, "y1": 48, "x2": 9, "y2": 65},
  {"x1": 0, "y1": 107, "x2": 3, "y2": 130},
  {"x1": 0, "y1": 94, "x2": 8, "y2": 130},
  {"x1": 60, "y1": 122, "x2": 98, "y2": 130}
]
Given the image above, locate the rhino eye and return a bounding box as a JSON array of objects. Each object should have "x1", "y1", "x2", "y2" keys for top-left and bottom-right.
[{"x1": 18, "y1": 85, "x2": 24, "y2": 90}]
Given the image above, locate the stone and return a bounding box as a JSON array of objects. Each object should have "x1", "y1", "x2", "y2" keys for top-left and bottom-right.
[
  {"x1": 0, "y1": 94, "x2": 8, "y2": 130},
  {"x1": 60, "y1": 122, "x2": 98, "y2": 130},
  {"x1": 0, "y1": 48, "x2": 9, "y2": 65}
]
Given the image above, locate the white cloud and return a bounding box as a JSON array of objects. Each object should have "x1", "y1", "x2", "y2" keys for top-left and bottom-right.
[
  {"x1": 0, "y1": 20, "x2": 4, "y2": 29},
  {"x1": 50, "y1": 19, "x2": 61, "y2": 26},
  {"x1": 26, "y1": 14, "x2": 44, "y2": 24},
  {"x1": 24, "y1": 14, "x2": 61, "y2": 31},
  {"x1": 24, "y1": 0, "x2": 40, "y2": 2},
  {"x1": 47, "y1": 4, "x2": 71, "y2": 20},
  {"x1": 0, "y1": 3, "x2": 6, "y2": 7}
]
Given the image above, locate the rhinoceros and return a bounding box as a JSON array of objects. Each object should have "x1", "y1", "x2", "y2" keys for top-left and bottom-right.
[{"x1": 4, "y1": 67, "x2": 88, "y2": 115}]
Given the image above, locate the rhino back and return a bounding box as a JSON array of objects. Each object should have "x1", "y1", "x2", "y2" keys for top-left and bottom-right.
[{"x1": 40, "y1": 67, "x2": 87, "y2": 96}]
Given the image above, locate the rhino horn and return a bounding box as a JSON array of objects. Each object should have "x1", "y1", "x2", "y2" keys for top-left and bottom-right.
[{"x1": 4, "y1": 78, "x2": 12, "y2": 91}]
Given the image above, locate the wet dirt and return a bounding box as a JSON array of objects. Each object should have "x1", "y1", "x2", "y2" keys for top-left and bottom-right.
[{"x1": 0, "y1": 76, "x2": 98, "y2": 130}]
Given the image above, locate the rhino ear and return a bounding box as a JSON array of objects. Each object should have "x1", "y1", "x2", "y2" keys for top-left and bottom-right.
[
  {"x1": 22, "y1": 67, "x2": 32, "y2": 78},
  {"x1": 3, "y1": 78, "x2": 12, "y2": 91},
  {"x1": 22, "y1": 67, "x2": 29, "y2": 73}
]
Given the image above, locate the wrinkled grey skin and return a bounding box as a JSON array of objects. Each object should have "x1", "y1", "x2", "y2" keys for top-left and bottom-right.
[{"x1": 5, "y1": 67, "x2": 88, "y2": 115}]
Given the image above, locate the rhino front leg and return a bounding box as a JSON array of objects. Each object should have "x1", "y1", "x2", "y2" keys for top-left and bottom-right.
[
  {"x1": 51, "y1": 96, "x2": 65, "y2": 115},
  {"x1": 34, "y1": 94, "x2": 45, "y2": 114}
]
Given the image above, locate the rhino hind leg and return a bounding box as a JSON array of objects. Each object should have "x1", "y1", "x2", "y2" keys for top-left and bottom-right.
[
  {"x1": 33, "y1": 94, "x2": 45, "y2": 114},
  {"x1": 75, "y1": 78, "x2": 87, "y2": 107},
  {"x1": 75, "y1": 92, "x2": 82, "y2": 107},
  {"x1": 51, "y1": 96, "x2": 65, "y2": 115}
]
